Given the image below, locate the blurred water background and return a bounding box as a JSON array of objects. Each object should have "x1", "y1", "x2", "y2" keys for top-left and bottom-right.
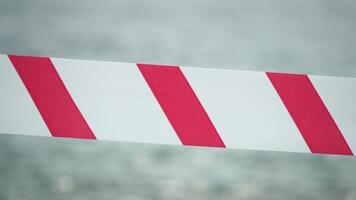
[{"x1": 1, "y1": 0, "x2": 356, "y2": 199}]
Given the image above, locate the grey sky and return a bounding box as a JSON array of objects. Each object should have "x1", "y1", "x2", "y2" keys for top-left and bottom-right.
[{"x1": 1, "y1": 0, "x2": 356, "y2": 76}]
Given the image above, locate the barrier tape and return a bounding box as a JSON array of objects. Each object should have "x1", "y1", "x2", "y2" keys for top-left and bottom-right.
[{"x1": 1, "y1": 54, "x2": 355, "y2": 156}]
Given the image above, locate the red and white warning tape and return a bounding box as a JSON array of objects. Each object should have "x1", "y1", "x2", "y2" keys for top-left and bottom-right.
[{"x1": 1, "y1": 54, "x2": 355, "y2": 156}]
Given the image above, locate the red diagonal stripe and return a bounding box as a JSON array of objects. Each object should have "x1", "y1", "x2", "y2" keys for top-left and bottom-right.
[
  {"x1": 138, "y1": 64, "x2": 225, "y2": 148},
  {"x1": 267, "y1": 72, "x2": 352, "y2": 155},
  {"x1": 9, "y1": 55, "x2": 96, "y2": 139}
]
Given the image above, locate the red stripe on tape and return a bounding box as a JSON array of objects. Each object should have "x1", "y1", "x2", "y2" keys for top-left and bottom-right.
[
  {"x1": 9, "y1": 55, "x2": 96, "y2": 139},
  {"x1": 138, "y1": 64, "x2": 225, "y2": 148},
  {"x1": 267, "y1": 72, "x2": 352, "y2": 155}
]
